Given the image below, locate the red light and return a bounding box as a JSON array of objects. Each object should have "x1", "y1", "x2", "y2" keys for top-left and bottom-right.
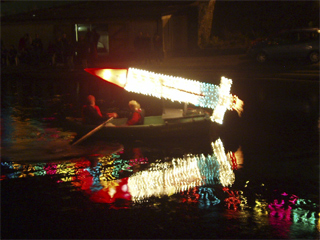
[{"x1": 85, "y1": 68, "x2": 128, "y2": 88}]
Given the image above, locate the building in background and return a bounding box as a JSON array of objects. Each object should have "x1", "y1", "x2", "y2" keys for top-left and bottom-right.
[{"x1": 1, "y1": 1, "x2": 200, "y2": 60}]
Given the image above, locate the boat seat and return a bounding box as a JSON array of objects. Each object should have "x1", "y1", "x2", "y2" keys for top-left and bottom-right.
[
  {"x1": 139, "y1": 108, "x2": 145, "y2": 125},
  {"x1": 162, "y1": 108, "x2": 184, "y2": 120}
]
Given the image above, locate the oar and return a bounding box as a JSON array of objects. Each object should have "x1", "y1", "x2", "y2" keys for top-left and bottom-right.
[{"x1": 71, "y1": 117, "x2": 114, "y2": 146}]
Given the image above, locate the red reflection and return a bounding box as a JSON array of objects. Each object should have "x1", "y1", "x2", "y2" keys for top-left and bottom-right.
[
  {"x1": 229, "y1": 152, "x2": 238, "y2": 170},
  {"x1": 74, "y1": 161, "x2": 94, "y2": 191},
  {"x1": 223, "y1": 187, "x2": 241, "y2": 211},
  {"x1": 90, "y1": 177, "x2": 131, "y2": 204},
  {"x1": 180, "y1": 187, "x2": 200, "y2": 203},
  {"x1": 69, "y1": 159, "x2": 132, "y2": 208}
]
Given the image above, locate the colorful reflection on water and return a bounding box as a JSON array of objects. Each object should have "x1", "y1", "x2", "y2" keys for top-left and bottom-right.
[
  {"x1": 1, "y1": 115, "x2": 319, "y2": 239},
  {"x1": 1, "y1": 138, "x2": 233, "y2": 203},
  {"x1": 1, "y1": 137, "x2": 319, "y2": 236}
]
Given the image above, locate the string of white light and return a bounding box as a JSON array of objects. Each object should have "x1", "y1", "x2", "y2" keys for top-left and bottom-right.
[
  {"x1": 125, "y1": 68, "x2": 241, "y2": 124},
  {"x1": 127, "y1": 138, "x2": 235, "y2": 202}
]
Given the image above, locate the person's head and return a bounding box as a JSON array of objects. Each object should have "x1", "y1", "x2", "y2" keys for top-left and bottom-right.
[
  {"x1": 128, "y1": 100, "x2": 140, "y2": 111},
  {"x1": 87, "y1": 95, "x2": 96, "y2": 105}
]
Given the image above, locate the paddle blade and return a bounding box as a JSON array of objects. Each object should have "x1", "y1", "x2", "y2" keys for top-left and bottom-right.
[{"x1": 85, "y1": 68, "x2": 128, "y2": 88}]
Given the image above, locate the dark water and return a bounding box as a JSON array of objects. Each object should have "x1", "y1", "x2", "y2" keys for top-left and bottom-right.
[{"x1": 1, "y1": 62, "x2": 319, "y2": 239}]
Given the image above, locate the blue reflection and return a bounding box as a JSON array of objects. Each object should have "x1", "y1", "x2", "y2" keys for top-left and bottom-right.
[
  {"x1": 198, "y1": 187, "x2": 220, "y2": 208},
  {"x1": 86, "y1": 162, "x2": 103, "y2": 192},
  {"x1": 197, "y1": 154, "x2": 220, "y2": 185}
]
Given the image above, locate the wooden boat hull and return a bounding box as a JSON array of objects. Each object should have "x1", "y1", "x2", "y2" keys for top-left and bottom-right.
[{"x1": 63, "y1": 115, "x2": 216, "y2": 142}]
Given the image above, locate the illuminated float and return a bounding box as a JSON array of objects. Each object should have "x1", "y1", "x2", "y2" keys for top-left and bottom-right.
[
  {"x1": 65, "y1": 68, "x2": 243, "y2": 141},
  {"x1": 84, "y1": 68, "x2": 243, "y2": 124}
]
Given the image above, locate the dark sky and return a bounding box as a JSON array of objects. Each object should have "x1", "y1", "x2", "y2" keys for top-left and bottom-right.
[
  {"x1": 1, "y1": 1, "x2": 78, "y2": 16},
  {"x1": 1, "y1": 0, "x2": 319, "y2": 38},
  {"x1": 212, "y1": 0, "x2": 319, "y2": 38}
]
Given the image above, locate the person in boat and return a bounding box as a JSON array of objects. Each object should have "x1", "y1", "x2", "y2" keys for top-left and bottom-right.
[
  {"x1": 82, "y1": 95, "x2": 117, "y2": 125},
  {"x1": 126, "y1": 100, "x2": 144, "y2": 126}
]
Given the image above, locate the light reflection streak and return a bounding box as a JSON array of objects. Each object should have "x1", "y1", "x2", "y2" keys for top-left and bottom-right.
[
  {"x1": 212, "y1": 139, "x2": 235, "y2": 187},
  {"x1": 222, "y1": 182, "x2": 320, "y2": 233},
  {"x1": 223, "y1": 187, "x2": 241, "y2": 211},
  {"x1": 292, "y1": 199, "x2": 319, "y2": 226},
  {"x1": 2, "y1": 146, "x2": 319, "y2": 237},
  {"x1": 1, "y1": 138, "x2": 236, "y2": 201},
  {"x1": 127, "y1": 138, "x2": 235, "y2": 202},
  {"x1": 1, "y1": 146, "x2": 320, "y2": 232},
  {"x1": 128, "y1": 154, "x2": 203, "y2": 202},
  {"x1": 198, "y1": 187, "x2": 220, "y2": 207},
  {"x1": 252, "y1": 193, "x2": 269, "y2": 215}
]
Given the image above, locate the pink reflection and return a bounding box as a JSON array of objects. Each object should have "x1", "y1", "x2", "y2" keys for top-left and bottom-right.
[
  {"x1": 267, "y1": 192, "x2": 300, "y2": 238},
  {"x1": 44, "y1": 163, "x2": 57, "y2": 175}
]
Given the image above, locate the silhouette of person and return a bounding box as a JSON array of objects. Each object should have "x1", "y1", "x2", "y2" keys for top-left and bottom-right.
[
  {"x1": 143, "y1": 33, "x2": 152, "y2": 64},
  {"x1": 65, "y1": 39, "x2": 75, "y2": 71},
  {"x1": 32, "y1": 34, "x2": 43, "y2": 64},
  {"x1": 76, "y1": 35, "x2": 90, "y2": 68},
  {"x1": 7, "y1": 45, "x2": 18, "y2": 66},
  {"x1": 134, "y1": 31, "x2": 144, "y2": 62},
  {"x1": 1, "y1": 41, "x2": 7, "y2": 66},
  {"x1": 54, "y1": 36, "x2": 64, "y2": 65},
  {"x1": 153, "y1": 33, "x2": 163, "y2": 63},
  {"x1": 91, "y1": 29, "x2": 100, "y2": 60},
  {"x1": 18, "y1": 33, "x2": 31, "y2": 63},
  {"x1": 85, "y1": 28, "x2": 100, "y2": 63}
]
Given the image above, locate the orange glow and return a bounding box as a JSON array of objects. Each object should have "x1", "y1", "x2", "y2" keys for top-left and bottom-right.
[{"x1": 85, "y1": 68, "x2": 128, "y2": 88}]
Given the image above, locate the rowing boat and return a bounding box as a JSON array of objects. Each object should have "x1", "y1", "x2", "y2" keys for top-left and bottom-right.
[{"x1": 62, "y1": 111, "x2": 216, "y2": 142}]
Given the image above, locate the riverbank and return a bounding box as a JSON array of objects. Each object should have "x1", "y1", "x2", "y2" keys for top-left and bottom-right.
[{"x1": 1, "y1": 47, "x2": 248, "y2": 73}]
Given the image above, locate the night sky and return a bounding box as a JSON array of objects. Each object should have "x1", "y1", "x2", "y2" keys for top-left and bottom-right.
[
  {"x1": 1, "y1": 0, "x2": 319, "y2": 38},
  {"x1": 1, "y1": 1, "x2": 76, "y2": 16},
  {"x1": 212, "y1": 0, "x2": 319, "y2": 38}
]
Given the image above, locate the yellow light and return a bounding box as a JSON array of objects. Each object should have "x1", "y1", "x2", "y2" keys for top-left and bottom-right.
[
  {"x1": 125, "y1": 68, "x2": 202, "y2": 105},
  {"x1": 128, "y1": 156, "x2": 202, "y2": 202},
  {"x1": 212, "y1": 139, "x2": 235, "y2": 187},
  {"x1": 211, "y1": 77, "x2": 233, "y2": 124}
]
